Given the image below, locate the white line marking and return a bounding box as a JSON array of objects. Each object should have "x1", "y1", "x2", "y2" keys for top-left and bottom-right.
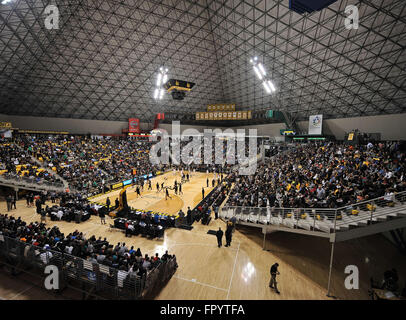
[
  {"x1": 9, "y1": 285, "x2": 34, "y2": 300},
  {"x1": 173, "y1": 275, "x2": 228, "y2": 292},
  {"x1": 170, "y1": 242, "x2": 238, "y2": 251},
  {"x1": 226, "y1": 241, "x2": 240, "y2": 300}
]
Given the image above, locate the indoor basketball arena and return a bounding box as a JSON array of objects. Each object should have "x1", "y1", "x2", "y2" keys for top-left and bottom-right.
[{"x1": 0, "y1": 0, "x2": 405, "y2": 307}]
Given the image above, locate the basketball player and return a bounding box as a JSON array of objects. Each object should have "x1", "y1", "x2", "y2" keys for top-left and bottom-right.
[
  {"x1": 136, "y1": 186, "x2": 141, "y2": 198},
  {"x1": 178, "y1": 183, "x2": 183, "y2": 195},
  {"x1": 156, "y1": 182, "x2": 160, "y2": 192},
  {"x1": 148, "y1": 180, "x2": 152, "y2": 190},
  {"x1": 165, "y1": 188, "x2": 172, "y2": 200}
]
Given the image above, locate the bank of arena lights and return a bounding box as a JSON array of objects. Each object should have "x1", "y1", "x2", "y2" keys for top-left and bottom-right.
[
  {"x1": 1, "y1": 0, "x2": 14, "y2": 4},
  {"x1": 154, "y1": 67, "x2": 168, "y2": 100},
  {"x1": 250, "y1": 57, "x2": 276, "y2": 94}
]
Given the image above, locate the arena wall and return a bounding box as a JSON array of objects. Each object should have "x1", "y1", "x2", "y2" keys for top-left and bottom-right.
[
  {"x1": 236, "y1": 113, "x2": 406, "y2": 141},
  {"x1": 0, "y1": 114, "x2": 128, "y2": 134},
  {"x1": 297, "y1": 113, "x2": 406, "y2": 140},
  {"x1": 2, "y1": 113, "x2": 405, "y2": 140}
]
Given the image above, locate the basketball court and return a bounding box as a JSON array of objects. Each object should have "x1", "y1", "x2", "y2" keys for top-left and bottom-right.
[{"x1": 91, "y1": 171, "x2": 215, "y2": 215}]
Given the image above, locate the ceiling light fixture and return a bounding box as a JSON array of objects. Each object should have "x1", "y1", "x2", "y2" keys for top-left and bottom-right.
[
  {"x1": 250, "y1": 57, "x2": 276, "y2": 95},
  {"x1": 263, "y1": 81, "x2": 271, "y2": 94},
  {"x1": 154, "y1": 67, "x2": 168, "y2": 100}
]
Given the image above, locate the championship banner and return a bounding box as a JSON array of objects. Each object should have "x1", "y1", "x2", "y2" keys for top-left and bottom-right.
[
  {"x1": 207, "y1": 104, "x2": 235, "y2": 112},
  {"x1": 308, "y1": 114, "x2": 323, "y2": 135},
  {"x1": 128, "y1": 118, "x2": 140, "y2": 133},
  {"x1": 196, "y1": 111, "x2": 252, "y2": 120}
]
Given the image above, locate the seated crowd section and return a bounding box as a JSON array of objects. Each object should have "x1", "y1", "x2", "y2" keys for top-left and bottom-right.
[
  {"x1": 0, "y1": 212, "x2": 178, "y2": 299},
  {"x1": 0, "y1": 141, "x2": 63, "y2": 187},
  {"x1": 227, "y1": 141, "x2": 405, "y2": 209},
  {"x1": 16, "y1": 135, "x2": 161, "y2": 196},
  {"x1": 1, "y1": 133, "x2": 262, "y2": 197}
]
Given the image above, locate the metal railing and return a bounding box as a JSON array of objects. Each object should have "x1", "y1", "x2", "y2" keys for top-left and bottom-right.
[
  {"x1": 0, "y1": 174, "x2": 66, "y2": 192},
  {"x1": 220, "y1": 191, "x2": 406, "y2": 234},
  {"x1": 0, "y1": 235, "x2": 177, "y2": 300}
]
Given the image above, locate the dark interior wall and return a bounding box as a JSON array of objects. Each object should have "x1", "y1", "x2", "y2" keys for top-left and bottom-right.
[
  {"x1": 2, "y1": 112, "x2": 405, "y2": 140},
  {"x1": 1, "y1": 114, "x2": 132, "y2": 134},
  {"x1": 297, "y1": 113, "x2": 406, "y2": 140},
  {"x1": 235, "y1": 113, "x2": 406, "y2": 141}
]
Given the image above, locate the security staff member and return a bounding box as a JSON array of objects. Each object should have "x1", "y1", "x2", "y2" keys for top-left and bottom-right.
[
  {"x1": 35, "y1": 197, "x2": 42, "y2": 214},
  {"x1": 216, "y1": 227, "x2": 223, "y2": 248},
  {"x1": 106, "y1": 197, "x2": 111, "y2": 211},
  {"x1": 225, "y1": 224, "x2": 233, "y2": 247},
  {"x1": 269, "y1": 263, "x2": 280, "y2": 294}
]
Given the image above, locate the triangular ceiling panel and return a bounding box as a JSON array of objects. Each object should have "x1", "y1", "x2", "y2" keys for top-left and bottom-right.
[{"x1": 0, "y1": 0, "x2": 405, "y2": 122}]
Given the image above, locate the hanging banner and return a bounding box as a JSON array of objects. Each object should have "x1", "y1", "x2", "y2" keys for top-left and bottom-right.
[
  {"x1": 308, "y1": 114, "x2": 323, "y2": 135},
  {"x1": 196, "y1": 111, "x2": 252, "y2": 120},
  {"x1": 128, "y1": 118, "x2": 140, "y2": 133}
]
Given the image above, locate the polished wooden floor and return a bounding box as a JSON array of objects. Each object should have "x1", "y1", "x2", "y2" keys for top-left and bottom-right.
[
  {"x1": 91, "y1": 171, "x2": 215, "y2": 214},
  {"x1": 1, "y1": 171, "x2": 405, "y2": 300}
]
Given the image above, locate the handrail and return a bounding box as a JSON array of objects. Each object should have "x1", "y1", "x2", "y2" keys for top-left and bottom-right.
[
  {"x1": 335, "y1": 190, "x2": 406, "y2": 211},
  {"x1": 221, "y1": 190, "x2": 406, "y2": 235},
  {"x1": 0, "y1": 235, "x2": 177, "y2": 300}
]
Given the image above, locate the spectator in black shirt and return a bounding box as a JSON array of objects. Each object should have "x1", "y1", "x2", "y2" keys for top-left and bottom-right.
[
  {"x1": 106, "y1": 197, "x2": 111, "y2": 211},
  {"x1": 216, "y1": 227, "x2": 223, "y2": 248},
  {"x1": 269, "y1": 263, "x2": 280, "y2": 294}
]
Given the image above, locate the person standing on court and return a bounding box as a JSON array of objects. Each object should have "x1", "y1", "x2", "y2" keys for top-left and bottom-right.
[
  {"x1": 269, "y1": 263, "x2": 280, "y2": 294},
  {"x1": 35, "y1": 197, "x2": 42, "y2": 215},
  {"x1": 106, "y1": 197, "x2": 111, "y2": 211},
  {"x1": 225, "y1": 224, "x2": 232, "y2": 247},
  {"x1": 216, "y1": 227, "x2": 223, "y2": 248},
  {"x1": 11, "y1": 195, "x2": 16, "y2": 210},
  {"x1": 99, "y1": 207, "x2": 106, "y2": 225},
  {"x1": 186, "y1": 206, "x2": 192, "y2": 225},
  {"x1": 165, "y1": 188, "x2": 172, "y2": 200},
  {"x1": 213, "y1": 205, "x2": 219, "y2": 220},
  {"x1": 6, "y1": 194, "x2": 12, "y2": 211},
  {"x1": 202, "y1": 187, "x2": 205, "y2": 200},
  {"x1": 178, "y1": 183, "x2": 183, "y2": 195}
]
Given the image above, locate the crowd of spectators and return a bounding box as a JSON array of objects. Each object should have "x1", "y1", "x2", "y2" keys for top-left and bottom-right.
[
  {"x1": 0, "y1": 213, "x2": 177, "y2": 279},
  {"x1": 12, "y1": 135, "x2": 161, "y2": 194},
  {"x1": 227, "y1": 141, "x2": 405, "y2": 209},
  {"x1": 3, "y1": 133, "x2": 262, "y2": 195},
  {"x1": 0, "y1": 140, "x2": 63, "y2": 186}
]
